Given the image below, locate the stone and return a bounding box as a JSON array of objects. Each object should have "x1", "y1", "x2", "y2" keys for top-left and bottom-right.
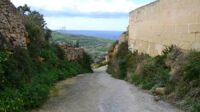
[
  {"x1": 154, "y1": 87, "x2": 166, "y2": 95},
  {"x1": 154, "y1": 96, "x2": 161, "y2": 102},
  {"x1": 37, "y1": 56, "x2": 45, "y2": 63},
  {"x1": 135, "y1": 63, "x2": 143, "y2": 75},
  {"x1": 165, "y1": 47, "x2": 188, "y2": 82}
]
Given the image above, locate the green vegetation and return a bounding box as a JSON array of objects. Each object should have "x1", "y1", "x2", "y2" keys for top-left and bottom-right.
[
  {"x1": 107, "y1": 41, "x2": 128, "y2": 79},
  {"x1": 92, "y1": 60, "x2": 108, "y2": 69},
  {"x1": 107, "y1": 42, "x2": 200, "y2": 112},
  {"x1": 174, "y1": 51, "x2": 200, "y2": 112},
  {"x1": 0, "y1": 5, "x2": 92, "y2": 112},
  {"x1": 131, "y1": 56, "x2": 170, "y2": 90},
  {"x1": 52, "y1": 32, "x2": 114, "y2": 62}
]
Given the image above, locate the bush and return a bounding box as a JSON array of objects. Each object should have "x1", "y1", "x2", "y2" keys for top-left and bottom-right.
[
  {"x1": 77, "y1": 52, "x2": 93, "y2": 73},
  {"x1": 0, "y1": 50, "x2": 10, "y2": 89},
  {"x1": 183, "y1": 51, "x2": 200, "y2": 81},
  {"x1": 131, "y1": 57, "x2": 170, "y2": 90},
  {"x1": 0, "y1": 88, "x2": 24, "y2": 112},
  {"x1": 173, "y1": 51, "x2": 200, "y2": 112},
  {"x1": 1, "y1": 48, "x2": 34, "y2": 89},
  {"x1": 107, "y1": 41, "x2": 128, "y2": 79}
]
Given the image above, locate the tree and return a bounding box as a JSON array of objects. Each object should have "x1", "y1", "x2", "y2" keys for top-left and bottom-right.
[
  {"x1": 17, "y1": 4, "x2": 31, "y2": 15},
  {"x1": 44, "y1": 28, "x2": 52, "y2": 41},
  {"x1": 75, "y1": 40, "x2": 80, "y2": 48},
  {"x1": 18, "y1": 5, "x2": 50, "y2": 42},
  {"x1": 28, "y1": 11, "x2": 46, "y2": 28}
]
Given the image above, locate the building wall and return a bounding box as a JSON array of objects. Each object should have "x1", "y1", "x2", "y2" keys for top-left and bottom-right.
[{"x1": 129, "y1": 0, "x2": 200, "y2": 56}]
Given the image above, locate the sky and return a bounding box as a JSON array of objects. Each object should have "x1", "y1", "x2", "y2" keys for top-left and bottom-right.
[{"x1": 11, "y1": 0, "x2": 155, "y2": 31}]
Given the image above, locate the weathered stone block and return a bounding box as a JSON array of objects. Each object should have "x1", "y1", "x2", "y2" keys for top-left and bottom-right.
[
  {"x1": 197, "y1": 15, "x2": 200, "y2": 23},
  {"x1": 175, "y1": 24, "x2": 189, "y2": 33},
  {"x1": 195, "y1": 33, "x2": 200, "y2": 42},
  {"x1": 192, "y1": 42, "x2": 200, "y2": 50},
  {"x1": 189, "y1": 24, "x2": 200, "y2": 33},
  {"x1": 154, "y1": 87, "x2": 166, "y2": 95}
]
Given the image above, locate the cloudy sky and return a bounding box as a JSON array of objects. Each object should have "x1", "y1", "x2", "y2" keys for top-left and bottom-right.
[{"x1": 11, "y1": 0, "x2": 155, "y2": 31}]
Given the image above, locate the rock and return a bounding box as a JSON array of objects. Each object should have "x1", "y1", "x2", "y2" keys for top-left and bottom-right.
[
  {"x1": 0, "y1": 0, "x2": 28, "y2": 48},
  {"x1": 165, "y1": 47, "x2": 188, "y2": 82},
  {"x1": 154, "y1": 87, "x2": 166, "y2": 95},
  {"x1": 37, "y1": 56, "x2": 45, "y2": 63},
  {"x1": 154, "y1": 96, "x2": 161, "y2": 102},
  {"x1": 135, "y1": 63, "x2": 143, "y2": 75}
]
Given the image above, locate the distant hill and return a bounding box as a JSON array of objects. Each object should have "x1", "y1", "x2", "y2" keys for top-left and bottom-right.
[
  {"x1": 56, "y1": 30, "x2": 123, "y2": 40},
  {"x1": 52, "y1": 32, "x2": 115, "y2": 62}
]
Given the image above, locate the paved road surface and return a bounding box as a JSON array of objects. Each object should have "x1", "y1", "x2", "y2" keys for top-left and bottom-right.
[{"x1": 33, "y1": 66, "x2": 181, "y2": 112}]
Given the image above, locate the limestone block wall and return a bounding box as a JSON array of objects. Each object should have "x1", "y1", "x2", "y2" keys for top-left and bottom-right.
[
  {"x1": 0, "y1": 0, "x2": 28, "y2": 48},
  {"x1": 129, "y1": 0, "x2": 200, "y2": 56}
]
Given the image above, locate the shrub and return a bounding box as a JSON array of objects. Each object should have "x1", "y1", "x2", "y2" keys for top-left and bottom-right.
[
  {"x1": 77, "y1": 52, "x2": 93, "y2": 73},
  {"x1": 126, "y1": 51, "x2": 149, "y2": 74},
  {"x1": 131, "y1": 57, "x2": 170, "y2": 90},
  {"x1": 0, "y1": 50, "x2": 10, "y2": 89},
  {"x1": 173, "y1": 51, "x2": 200, "y2": 112},
  {"x1": 0, "y1": 88, "x2": 24, "y2": 112},
  {"x1": 183, "y1": 51, "x2": 200, "y2": 81},
  {"x1": 162, "y1": 45, "x2": 176, "y2": 56},
  {"x1": 2, "y1": 48, "x2": 34, "y2": 89},
  {"x1": 107, "y1": 41, "x2": 128, "y2": 79}
]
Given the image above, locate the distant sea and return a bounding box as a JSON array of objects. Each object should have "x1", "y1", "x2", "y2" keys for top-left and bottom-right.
[{"x1": 56, "y1": 30, "x2": 124, "y2": 40}]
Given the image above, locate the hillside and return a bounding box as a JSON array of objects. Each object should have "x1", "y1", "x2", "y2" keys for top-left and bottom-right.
[
  {"x1": 52, "y1": 32, "x2": 115, "y2": 62},
  {"x1": 56, "y1": 30, "x2": 122, "y2": 40}
]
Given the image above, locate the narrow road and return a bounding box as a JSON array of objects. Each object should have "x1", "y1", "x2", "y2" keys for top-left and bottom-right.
[{"x1": 33, "y1": 66, "x2": 181, "y2": 112}]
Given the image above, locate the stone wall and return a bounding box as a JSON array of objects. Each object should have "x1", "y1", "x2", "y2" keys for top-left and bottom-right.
[
  {"x1": 129, "y1": 0, "x2": 200, "y2": 56},
  {"x1": 0, "y1": 0, "x2": 28, "y2": 48},
  {"x1": 60, "y1": 45, "x2": 84, "y2": 61}
]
